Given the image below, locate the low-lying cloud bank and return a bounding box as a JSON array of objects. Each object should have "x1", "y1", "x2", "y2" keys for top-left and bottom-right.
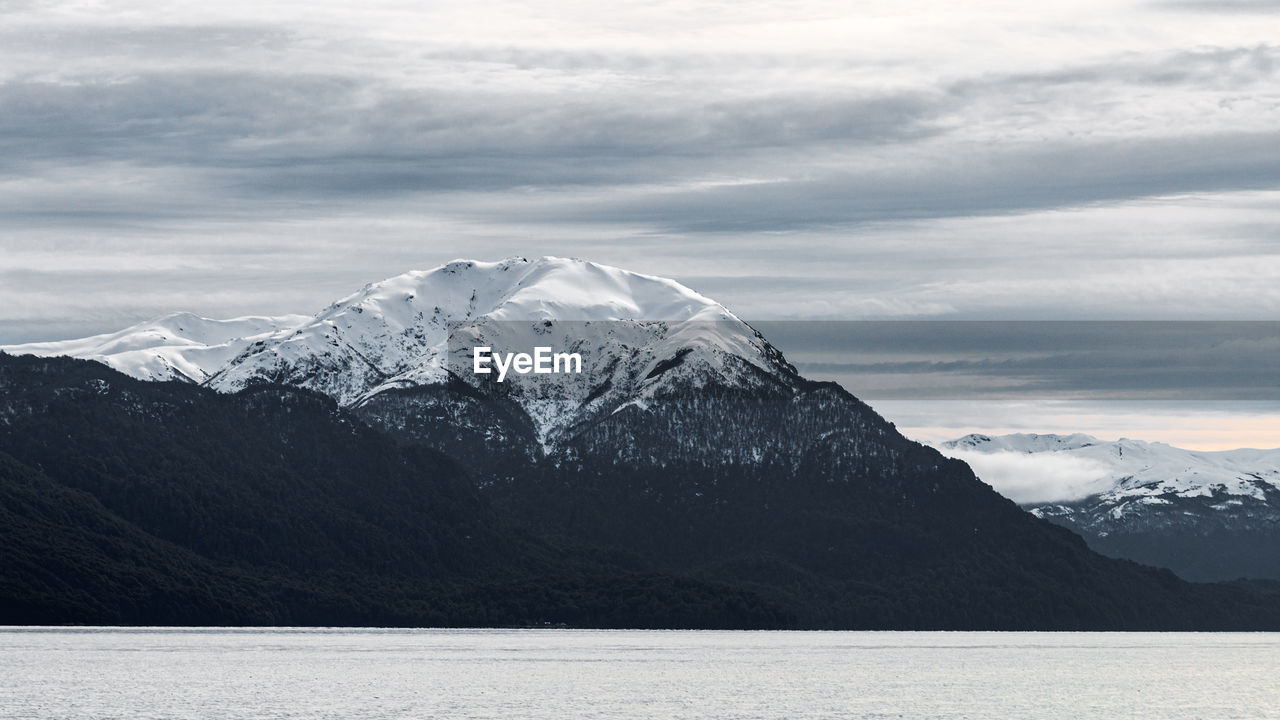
[{"x1": 934, "y1": 448, "x2": 1116, "y2": 504}]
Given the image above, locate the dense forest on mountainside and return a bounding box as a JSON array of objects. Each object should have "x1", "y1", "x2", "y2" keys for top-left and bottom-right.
[{"x1": 2, "y1": 353, "x2": 1277, "y2": 629}]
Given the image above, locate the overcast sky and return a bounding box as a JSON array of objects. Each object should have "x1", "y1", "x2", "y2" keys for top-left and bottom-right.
[
  {"x1": 756, "y1": 321, "x2": 1280, "y2": 450},
  {"x1": 2, "y1": 1, "x2": 1278, "y2": 448}
]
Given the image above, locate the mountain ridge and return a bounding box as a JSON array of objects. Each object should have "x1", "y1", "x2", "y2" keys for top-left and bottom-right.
[
  {"x1": 8, "y1": 350, "x2": 1280, "y2": 629},
  {"x1": 941, "y1": 432, "x2": 1280, "y2": 581},
  {"x1": 5, "y1": 259, "x2": 1280, "y2": 624},
  {"x1": 2, "y1": 312, "x2": 310, "y2": 383}
]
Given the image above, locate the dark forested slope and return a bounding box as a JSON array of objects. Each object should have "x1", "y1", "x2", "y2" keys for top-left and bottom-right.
[
  {"x1": 2, "y1": 353, "x2": 1277, "y2": 629},
  {"x1": 0, "y1": 354, "x2": 784, "y2": 627}
]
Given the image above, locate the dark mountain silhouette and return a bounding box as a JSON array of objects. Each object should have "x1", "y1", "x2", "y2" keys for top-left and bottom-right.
[{"x1": 3, "y1": 352, "x2": 1277, "y2": 629}]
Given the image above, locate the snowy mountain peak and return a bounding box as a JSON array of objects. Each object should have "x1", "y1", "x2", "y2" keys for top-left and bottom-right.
[
  {"x1": 316, "y1": 256, "x2": 735, "y2": 324},
  {"x1": 0, "y1": 312, "x2": 309, "y2": 383},
  {"x1": 207, "y1": 257, "x2": 791, "y2": 444},
  {"x1": 945, "y1": 432, "x2": 1102, "y2": 453},
  {"x1": 4, "y1": 257, "x2": 795, "y2": 447},
  {"x1": 938, "y1": 432, "x2": 1280, "y2": 505},
  {"x1": 942, "y1": 433, "x2": 1280, "y2": 582}
]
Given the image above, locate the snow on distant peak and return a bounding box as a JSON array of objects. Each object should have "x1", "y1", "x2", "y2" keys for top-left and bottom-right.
[
  {"x1": 944, "y1": 432, "x2": 1102, "y2": 453},
  {"x1": 937, "y1": 432, "x2": 1280, "y2": 505},
  {"x1": 1, "y1": 312, "x2": 309, "y2": 383}
]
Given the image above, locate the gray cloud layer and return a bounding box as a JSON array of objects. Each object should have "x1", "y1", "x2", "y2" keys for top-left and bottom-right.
[
  {"x1": 755, "y1": 321, "x2": 1280, "y2": 401},
  {"x1": 2, "y1": 2, "x2": 1280, "y2": 342},
  {"x1": 3, "y1": 44, "x2": 1276, "y2": 207}
]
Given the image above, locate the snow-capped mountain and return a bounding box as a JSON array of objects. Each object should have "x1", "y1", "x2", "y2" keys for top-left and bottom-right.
[
  {"x1": 10, "y1": 261, "x2": 1280, "y2": 626},
  {"x1": 940, "y1": 433, "x2": 1280, "y2": 581},
  {"x1": 1, "y1": 313, "x2": 309, "y2": 383},
  {"x1": 3, "y1": 257, "x2": 794, "y2": 446},
  {"x1": 942, "y1": 432, "x2": 1280, "y2": 504}
]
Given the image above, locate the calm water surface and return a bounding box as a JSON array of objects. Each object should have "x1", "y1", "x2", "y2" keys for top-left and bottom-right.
[{"x1": 1, "y1": 628, "x2": 1277, "y2": 719}]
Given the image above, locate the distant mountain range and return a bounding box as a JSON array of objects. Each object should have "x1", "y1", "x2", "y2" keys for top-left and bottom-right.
[
  {"x1": 941, "y1": 433, "x2": 1280, "y2": 581},
  {"x1": 3, "y1": 257, "x2": 1278, "y2": 629},
  {"x1": 5, "y1": 312, "x2": 310, "y2": 384}
]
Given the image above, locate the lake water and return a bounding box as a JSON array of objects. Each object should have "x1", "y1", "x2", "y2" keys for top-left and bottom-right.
[{"x1": 1, "y1": 628, "x2": 1276, "y2": 719}]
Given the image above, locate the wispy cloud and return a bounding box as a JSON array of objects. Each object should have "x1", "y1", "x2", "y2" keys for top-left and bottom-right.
[{"x1": 3, "y1": 1, "x2": 1280, "y2": 342}]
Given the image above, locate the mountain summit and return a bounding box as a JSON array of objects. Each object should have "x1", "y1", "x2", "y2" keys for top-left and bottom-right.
[
  {"x1": 206, "y1": 257, "x2": 795, "y2": 445},
  {"x1": 4, "y1": 257, "x2": 793, "y2": 446}
]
